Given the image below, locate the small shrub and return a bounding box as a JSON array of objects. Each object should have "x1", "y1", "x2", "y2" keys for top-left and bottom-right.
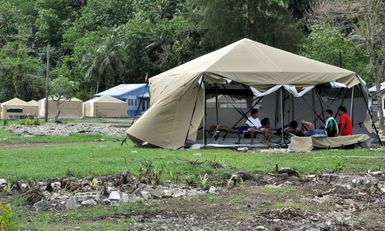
[
  {"x1": 89, "y1": 178, "x2": 98, "y2": 189},
  {"x1": 33, "y1": 119, "x2": 40, "y2": 126},
  {"x1": 21, "y1": 118, "x2": 33, "y2": 126},
  {"x1": 198, "y1": 173, "x2": 209, "y2": 188},
  {"x1": 0, "y1": 202, "x2": 13, "y2": 230},
  {"x1": 4, "y1": 183, "x2": 12, "y2": 194},
  {"x1": 139, "y1": 161, "x2": 163, "y2": 186}
]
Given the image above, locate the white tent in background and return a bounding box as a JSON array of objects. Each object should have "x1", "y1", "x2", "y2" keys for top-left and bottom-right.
[
  {"x1": 28, "y1": 100, "x2": 40, "y2": 107},
  {"x1": 38, "y1": 97, "x2": 83, "y2": 119},
  {"x1": 82, "y1": 95, "x2": 128, "y2": 118},
  {"x1": 1, "y1": 98, "x2": 38, "y2": 119}
]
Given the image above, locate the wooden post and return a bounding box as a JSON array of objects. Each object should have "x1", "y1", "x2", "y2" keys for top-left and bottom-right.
[{"x1": 45, "y1": 44, "x2": 50, "y2": 122}]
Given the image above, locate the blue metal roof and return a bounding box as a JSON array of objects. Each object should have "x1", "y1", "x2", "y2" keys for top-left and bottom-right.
[{"x1": 95, "y1": 84, "x2": 147, "y2": 97}]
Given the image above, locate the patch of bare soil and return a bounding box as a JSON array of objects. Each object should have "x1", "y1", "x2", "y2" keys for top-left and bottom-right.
[
  {"x1": 2, "y1": 172, "x2": 385, "y2": 230},
  {"x1": 131, "y1": 174, "x2": 385, "y2": 230},
  {"x1": 0, "y1": 143, "x2": 55, "y2": 149}
]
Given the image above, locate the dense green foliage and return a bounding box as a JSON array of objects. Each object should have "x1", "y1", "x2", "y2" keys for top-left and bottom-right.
[
  {"x1": 0, "y1": 0, "x2": 307, "y2": 102},
  {"x1": 300, "y1": 24, "x2": 371, "y2": 82},
  {"x1": 0, "y1": 0, "x2": 376, "y2": 102}
]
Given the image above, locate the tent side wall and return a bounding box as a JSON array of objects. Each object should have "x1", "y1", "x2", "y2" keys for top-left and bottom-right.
[
  {"x1": 126, "y1": 73, "x2": 202, "y2": 149},
  {"x1": 39, "y1": 99, "x2": 83, "y2": 119},
  {"x1": 82, "y1": 101, "x2": 94, "y2": 117},
  {"x1": 1, "y1": 104, "x2": 38, "y2": 119},
  {"x1": 94, "y1": 102, "x2": 128, "y2": 118}
]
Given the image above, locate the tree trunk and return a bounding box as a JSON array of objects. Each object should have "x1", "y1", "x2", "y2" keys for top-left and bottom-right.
[
  {"x1": 374, "y1": 59, "x2": 384, "y2": 130},
  {"x1": 96, "y1": 79, "x2": 100, "y2": 94},
  {"x1": 55, "y1": 101, "x2": 61, "y2": 122}
]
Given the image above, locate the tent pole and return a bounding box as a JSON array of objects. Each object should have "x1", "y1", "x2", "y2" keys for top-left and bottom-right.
[
  {"x1": 350, "y1": 86, "x2": 355, "y2": 123},
  {"x1": 315, "y1": 87, "x2": 325, "y2": 122},
  {"x1": 202, "y1": 75, "x2": 207, "y2": 146},
  {"x1": 312, "y1": 89, "x2": 316, "y2": 126},
  {"x1": 215, "y1": 84, "x2": 219, "y2": 125},
  {"x1": 280, "y1": 87, "x2": 285, "y2": 145},
  {"x1": 358, "y1": 83, "x2": 382, "y2": 146},
  {"x1": 230, "y1": 96, "x2": 264, "y2": 128}
]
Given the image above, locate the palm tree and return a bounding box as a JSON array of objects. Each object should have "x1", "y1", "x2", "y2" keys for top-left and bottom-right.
[{"x1": 82, "y1": 29, "x2": 126, "y2": 94}]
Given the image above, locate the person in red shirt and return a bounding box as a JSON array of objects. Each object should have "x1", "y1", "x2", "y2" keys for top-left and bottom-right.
[{"x1": 338, "y1": 106, "x2": 352, "y2": 136}]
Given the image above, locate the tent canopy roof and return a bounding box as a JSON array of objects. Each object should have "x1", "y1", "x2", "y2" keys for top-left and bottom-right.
[
  {"x1": 39, "y1": 97, "x2": 83, "y2": 102},
  {"x1": 2, "y1": 98, "x2": 30, "y2": 106},
  {"x1": 151, "y1": 38, "x2": 358, "y2": 88},
  {"x1": 28, "y1": 100, "x2": 39, "y2": 106}
]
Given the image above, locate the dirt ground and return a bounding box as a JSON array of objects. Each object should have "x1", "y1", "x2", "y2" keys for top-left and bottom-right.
[
  {"x1": 50, "y1": 173, "x2": 383, "y2": 231},
  {"x1": 128, "y1": 174, "x2": 385, "y2": 231},
  {"x1": 3, "y1": 171, "x2": 385, "y2": 230}
]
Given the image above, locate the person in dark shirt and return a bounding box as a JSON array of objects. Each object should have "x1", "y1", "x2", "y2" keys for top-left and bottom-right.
[{"x1": 285, "y1": 120, "x2": 305, "y2": 136}]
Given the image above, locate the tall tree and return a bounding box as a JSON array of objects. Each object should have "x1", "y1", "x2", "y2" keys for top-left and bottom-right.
[
  {"x1": 0, "y1": 26, "x2": 44, "y2": 101},
  {"x1": 300, "y1": 23, "x2": 370, "y2": 80},
  {"x1": 49, "y1": 76, "x2": 79, "y2": 121},
  {"x1": 82, "y1": 30, "x2": 127, "y2": 94},
  {"x1": 309, "y1": 0, "x2": 385, "y2": 129},
  {"x1": 192, "y1": 0, "x2": 305, "y2": 52}
]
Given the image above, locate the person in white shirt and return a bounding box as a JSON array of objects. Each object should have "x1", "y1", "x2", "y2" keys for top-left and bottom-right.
[{"x1": 246, "y1": 108, "x2": 269, "y2": 145}]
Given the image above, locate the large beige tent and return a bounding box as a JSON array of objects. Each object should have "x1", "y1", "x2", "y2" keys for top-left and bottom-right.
[
  {"x1": 38, "y1": 97, "x2": 83, "y2": 119},
  {"x1": 126, "y1": 38, "x2": 371, "y2": 149},
  {"x1": 83, "y1": 95, "x2": 128, "y2": 118},
  {"x1": 1, "y1": 98, "x2": 39, "y2": 119}
]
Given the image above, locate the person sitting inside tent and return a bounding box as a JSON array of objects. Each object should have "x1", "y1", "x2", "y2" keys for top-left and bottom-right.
[
  {"x1": 260, "y1": 117, "x2": 274, "y2": 146},
  {"x1": 246, "y1": 109, "x2": 270, "y2": 145},
  {"x1": 301, "y1": 109, "x2": 339, "y2": 137},
  {"x1": 323, "y1": 109, "x2": 339, "y2": 137},
  {"x1": 285, "y1": 120, "x2": 306, "y2": 137},
  {"x1": 338, "y1": 106, "x2": 352, "y2": 136}
]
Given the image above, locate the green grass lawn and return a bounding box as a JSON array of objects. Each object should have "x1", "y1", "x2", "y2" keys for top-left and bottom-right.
[
  {"x1": 1, "y1": 126, "x2": 385, "y2": 182},
  {"x1": 1, "y1": 126, "x2": 385, "y2": 230}
]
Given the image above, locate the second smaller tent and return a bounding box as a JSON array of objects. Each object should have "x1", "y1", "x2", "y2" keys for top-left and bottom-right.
[
  {"x1": 39, "y1": 97, "x2": 83, "y2": 119},
  {"x1": 1, "y1": 98, "x2": 38, "y2": 119},
  {"x1": 83, "y1": 95, "x2": 128, "y2": 118}
]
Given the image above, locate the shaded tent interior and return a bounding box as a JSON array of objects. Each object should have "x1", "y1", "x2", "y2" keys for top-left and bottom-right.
[{"x1": 200, "y1": 82, "x2": 375, "y2": 146}]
